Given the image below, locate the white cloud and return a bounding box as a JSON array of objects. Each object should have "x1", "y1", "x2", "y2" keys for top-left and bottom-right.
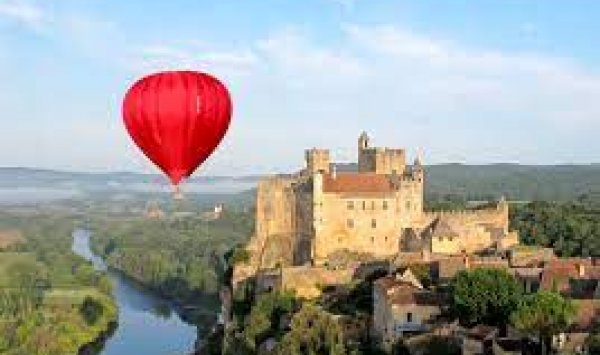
[
  {"x1": 77, "y1": 23, "x2": 600, "y2": 170},
  {"x1": 0, "y1": 0, "x2": 46, "y2": 31},
  {"x1": 2, "y1": 13, "x2": 600, "y2": 172}
]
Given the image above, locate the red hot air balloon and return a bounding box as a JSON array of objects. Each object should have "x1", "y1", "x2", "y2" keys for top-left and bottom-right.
[{"x1": 122, "y1": 71, "x2": 232, "y2": 188}]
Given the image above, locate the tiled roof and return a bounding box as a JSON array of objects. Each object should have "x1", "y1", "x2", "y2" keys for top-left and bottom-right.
[
  {"x1": 466, "y1": 325, "x2": 499, "y2": 341},
  {"x1": 322, "y1": 172, "x2": 394, "y2": 193},
  {"x1": 375, "y1": 274, "x2": 442, "y2": 306},
  {"x1": 540, "y1": 266, "x2": 579, "y2": 292},
  {"x1": 512, "y1": 267, "x2": 543, "y2": 278},
  {"x1": 540, "y1": 259, "x2": 600, "y2": 296},
  {"x1": 431, "y1": 219, "x2": 459, "y2": 238},
  {"x1": 389, "y1": 288, "x2": 442, "y2": 306},
  {"x1": 471, "y1": 258, "x2": 510, "y2": 270},
  {"x1": 571, "y1": 300, "x2": 600, "y2": 331},
  {"x1": 437, "y1": 256, "x2": 468, "y2": 279}
]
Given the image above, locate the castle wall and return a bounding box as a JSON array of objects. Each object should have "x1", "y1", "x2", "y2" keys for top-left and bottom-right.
[
  {"x1": 314, "y1": 191, "x2": 402, "y2": 262},
  {"x1": 312, "y1": 175, "x2": 424, "y2": 263},
  {"x1": 291, "y1": 179, "x2": 314, "y2": 265},
  {"x1": 281, "y1": 265, "x2": 355, "y2": 299},
  {"x1": 430, "y1": 224, "x2": 493, "y2": 255},
  {"x1": 423, "y1": 202, "x2": 509, "y2": 231},
  {"x1": 249, "y1": 176, "x2": 297, "y2": 268}
]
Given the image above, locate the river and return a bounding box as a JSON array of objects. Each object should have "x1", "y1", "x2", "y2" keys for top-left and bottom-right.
[{"x1": 71, "y1": 229, "x2": 199, "y2": 355}]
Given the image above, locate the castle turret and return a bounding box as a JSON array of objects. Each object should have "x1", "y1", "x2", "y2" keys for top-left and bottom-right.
[
  {"x1": 358, "y1": 131, "x2": 369, "y2": 150},
  {"x1": 413, "y1": 153, "x2": 424, "y2": 182}
]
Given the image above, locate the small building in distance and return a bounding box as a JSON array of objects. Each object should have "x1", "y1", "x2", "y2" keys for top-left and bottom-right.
[
  {"x1": 201, "y1": 203, "x2": 224, "y2": 221},
  {"x1": 145, "y1": 200, "x2": 165, "y2": 219}
]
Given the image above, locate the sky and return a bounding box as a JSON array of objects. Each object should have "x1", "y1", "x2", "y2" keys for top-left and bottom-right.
[{"x1": 0, "y1": 0, "x2": 599, "y2": 176}]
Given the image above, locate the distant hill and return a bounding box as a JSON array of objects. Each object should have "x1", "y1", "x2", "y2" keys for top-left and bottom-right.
[
  {"x1": 1, "y1": 164, "x2": 599, "y2": 203},
  {"x1": 425, "y1": 164, "x2": 600, "y2": 202},
  {"x1": 0, "y1": 167, "x2": 261, "y2": 187}
]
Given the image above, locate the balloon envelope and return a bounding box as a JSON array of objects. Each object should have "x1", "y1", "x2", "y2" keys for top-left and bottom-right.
[{"x1": 122, "y1": 71, "x2": 232, "y2": 185}]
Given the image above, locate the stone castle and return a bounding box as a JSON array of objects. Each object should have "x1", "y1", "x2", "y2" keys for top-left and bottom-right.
[{"x1": 240, "y1": 133, "x2": 519, "y2": 273}]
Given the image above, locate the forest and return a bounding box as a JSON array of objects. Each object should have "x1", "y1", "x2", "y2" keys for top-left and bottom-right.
[
  {"x1": 0, "y1": 212, "x2": 116, "y2": 355},
  {"x1": 510, "y1": 199, "x2": 600, "y2": 257},
  {"x1": 88, "y1": 209, "x2": 254, "y2": 304}
]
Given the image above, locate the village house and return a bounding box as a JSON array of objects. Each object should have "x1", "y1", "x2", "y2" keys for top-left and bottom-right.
[{"x1": 373, "y1": 269, "x2": 444, "y2": 346}]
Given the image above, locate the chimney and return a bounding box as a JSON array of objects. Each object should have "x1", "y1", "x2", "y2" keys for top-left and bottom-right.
[{"x1": 577, "y1": 263, "x2": 585, "y2": 277}]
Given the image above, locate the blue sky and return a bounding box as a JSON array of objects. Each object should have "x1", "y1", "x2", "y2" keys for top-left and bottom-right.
[{"x1": 1, "y1": 0, "x2": 599, "y2": 175}]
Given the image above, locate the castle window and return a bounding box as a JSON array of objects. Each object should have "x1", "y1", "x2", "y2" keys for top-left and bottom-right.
[
  {"x1": 371, "y1": 236, "x2": 375, "y2": 243},
  {"x1": 438, "y1": 236, "x2": 443, "y2": 242},
  {"x1": 371, "y1": 219, "x2": 377, "y2": 228},
  {"x1": 383, "y1": 201, "x2": 388, "y2": 210},
  {"x1": 347, "y1": 201, "x2": 354, "y2": 210},
  {"x1": 385, "y1": 236, "x2": 388, "y2": 242},
  {"x1": 448, "y1": 236, "x2": 454, "y2": 241},
  {"x1": 362, "y1": 201, "x2": 366, "y2": 210},
  {"x1": 347, "y1": 219, "x2": 354, "y2": 228},
  {"x1": 406, "y1": 312, "x2": 413, "y2": 323},
  {"x1": 406, "y1": 201, "x2": 411, "y2": 210}
]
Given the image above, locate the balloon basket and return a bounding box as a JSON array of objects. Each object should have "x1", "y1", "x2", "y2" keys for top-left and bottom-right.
[{"x1": 172, "y1": 185, "x2": 184, "y2": 200}]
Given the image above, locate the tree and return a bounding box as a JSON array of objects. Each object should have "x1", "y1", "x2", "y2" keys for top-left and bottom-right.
[
  {"x1": 510, "y1": 291, "x2": 576, "y2": 355},
  {"x1": 242, "y1": 290, "x2": 297, "y2": 351},
  {"x1": 80, "y1": 296, "x2": 104, "y2": 326},
  {"x1": 586, "y1": 333, "x2": 600, "y2": 355},
  {"x1": 411, "y1": 336, "x2": 461, "y2": 355},
  {"x1": 277, "y1": 304, "x2": 347, "y2": 355},
  {"x1": 451, "y1": 268, "x2": 522, "y2": 332}
]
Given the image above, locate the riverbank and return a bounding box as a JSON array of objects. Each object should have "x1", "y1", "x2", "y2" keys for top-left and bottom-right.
[
  {"x1": 73, "y1": 229, "x2": 199, "y2": 355},
  {"x1": 84, "y1": 212, "x2": 254, "y2": 351},
  {"x1": 0, "y1": 215, "x2": 119, "y2": 355}
]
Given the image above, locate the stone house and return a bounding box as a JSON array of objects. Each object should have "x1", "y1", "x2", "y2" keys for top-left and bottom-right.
[
  {"x1": 540, "y1": 258, "x2": 600, "y2": 297},
  {"x1": 373, "y1": 269, "x2": 443, "y2": 346}
]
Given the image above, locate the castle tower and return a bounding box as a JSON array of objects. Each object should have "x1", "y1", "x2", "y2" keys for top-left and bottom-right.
[
  {"x1": 305, "y1": 148, "x2": 330, "y2": 174},
  {"x1": 358, "y1": 132, "x2": 406, "y2": 174}
]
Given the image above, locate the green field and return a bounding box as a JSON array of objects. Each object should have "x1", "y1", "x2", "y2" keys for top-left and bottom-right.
[{"x1": 0, "y1": 252, "x2": 37, "y2": 286}]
